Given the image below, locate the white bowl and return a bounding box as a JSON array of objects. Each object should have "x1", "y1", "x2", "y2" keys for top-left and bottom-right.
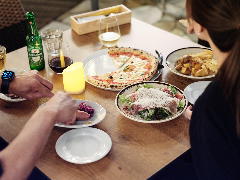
[
  {"x1": 115, "y1": 81, "x2": 188, "y2": 123},
  {"x1": 166, "y1": 47, "x2": 215, "y2": 79}
]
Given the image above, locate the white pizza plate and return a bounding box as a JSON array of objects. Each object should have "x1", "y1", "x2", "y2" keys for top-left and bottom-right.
[
  {"x1": 55, "y1": 99, "x2": 106, "y2": 128},
  {"x1": 115, "y1": 81, "x2": 188, "y2": 123},
  {"x1": 184, "y1": 81, "x2": 211, "y2": 104},
  {"x1": 55, "y1": 127, "x2": 112, "y2": 164},
  {"x1": 0, "y1": 93, "x2": 26, "y2": 102},
  {"x1": 166, "y1": 47, "x2": 215, "y2": 79},
  {"x1": 83, "y1": 48, "x2": 162, "y2": 91}
]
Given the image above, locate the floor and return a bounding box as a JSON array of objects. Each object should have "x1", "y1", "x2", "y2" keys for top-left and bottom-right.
[{"x1": 26, "y1": 0, "x2": 197, "y2": 42}]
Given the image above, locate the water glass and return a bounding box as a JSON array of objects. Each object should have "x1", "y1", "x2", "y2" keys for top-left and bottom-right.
[
  {"x1": 98, "y1": 15, "x2": 121, "y2": 47},
  {"x1": 41, "y1": 28, "x2": 63, "y2": 56}
]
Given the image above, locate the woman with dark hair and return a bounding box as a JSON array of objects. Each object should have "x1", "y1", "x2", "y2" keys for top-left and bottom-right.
[
  {"x1": 186, "y1": 0, "x2": 240, "y2": 179},
  {"x1": 150, "y1": 0, "x2": 240, "y2": 179}
]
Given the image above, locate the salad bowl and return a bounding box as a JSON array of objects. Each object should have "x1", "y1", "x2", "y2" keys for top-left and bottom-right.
[{"x1": 115, "y1": 81, "x2": 188, "y2": 123}]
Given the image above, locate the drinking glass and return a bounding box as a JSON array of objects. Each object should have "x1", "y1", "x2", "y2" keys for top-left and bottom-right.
[
  {"x1": 41, "y1": 29, "x2": 73, "y2": 74},
  {"x1": 98, "y1": 15, "x2": 121, "y2": 47},
  {"x1": 0, "y1": 45, "x2": 6, "y2": 72}
]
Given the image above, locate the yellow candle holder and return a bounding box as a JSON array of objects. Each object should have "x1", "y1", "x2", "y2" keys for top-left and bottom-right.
[{"x1": 62, "y1": 62, "x2": 85, "y2": 94}]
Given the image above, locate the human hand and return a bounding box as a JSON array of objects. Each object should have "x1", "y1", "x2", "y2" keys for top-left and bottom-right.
[
  {"x1": 43, "y1": 91, "x2": 78, "y2": 124},
  {"x1": 186, "y1": 18, "x2": 194, "y2": 34},
  {"x1": 9, "y1": 70, "x2": 53, "y2": 100},
  {"x1": 184, "y1": 105, "x2": 193, "y2": 120},
  {"x1": 76, "y1": 110, "x2": 90, "y2": 120}
]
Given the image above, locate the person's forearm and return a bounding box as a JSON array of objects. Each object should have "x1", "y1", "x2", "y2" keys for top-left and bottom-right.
[{"x1": 0, "y1": 106, "x2": 57, "y2": 180}]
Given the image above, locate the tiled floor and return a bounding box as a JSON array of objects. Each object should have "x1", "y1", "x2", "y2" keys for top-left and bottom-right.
[{"x1": 42, "y1": 0, "x2": 197, "y2": 43}]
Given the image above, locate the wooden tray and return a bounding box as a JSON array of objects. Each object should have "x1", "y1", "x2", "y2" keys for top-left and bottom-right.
[{"x1": 70, "y1": 4, "x2": 132, "y2": 35}]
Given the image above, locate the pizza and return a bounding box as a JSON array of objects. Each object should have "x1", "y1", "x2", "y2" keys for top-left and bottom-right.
[{"x1": 87, "y1": 47, "x2": 159, "y2": 90}]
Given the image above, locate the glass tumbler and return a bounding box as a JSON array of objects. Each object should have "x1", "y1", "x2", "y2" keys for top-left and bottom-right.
[
  {"x1": 41, "y1": 29, "x2": 73, "y2": 74},
  {"x1": 0, "y1": 45, "x2": 6, "y2": 72}
]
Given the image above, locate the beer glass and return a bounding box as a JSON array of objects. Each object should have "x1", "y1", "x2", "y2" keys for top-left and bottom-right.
[{"x1": 0, "y1": 45, "x2": 6, "y2": 72}]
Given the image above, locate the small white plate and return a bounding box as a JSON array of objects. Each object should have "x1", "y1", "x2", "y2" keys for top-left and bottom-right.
[
  {"x1": 166, "y1": 47, "x2": 215, "y2": 79},
  {"x1": 83, "y1": 48, "x2": 161, "y2": 91},
  {"x1": 55, "y1": 100, "x2": 106, "y2": 128},
  {"x1": 184, "y1": 81, "x2": 211, "y2": 104},
  {"x1": 55, "y1": 127, "x2": 112, "y2": 164},
  {"x1": 0, "y1": 93, "x2": 26, "y2": 102}
]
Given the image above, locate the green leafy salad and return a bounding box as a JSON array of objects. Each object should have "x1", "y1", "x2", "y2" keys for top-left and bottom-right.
[{"x1": 119, "y1": 84, "x2": 185, "y2": 121}]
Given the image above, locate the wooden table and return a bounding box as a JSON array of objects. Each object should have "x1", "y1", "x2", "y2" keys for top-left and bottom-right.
[{"x1": 1, "y1": 19, "x2": 200, "y2": 180}]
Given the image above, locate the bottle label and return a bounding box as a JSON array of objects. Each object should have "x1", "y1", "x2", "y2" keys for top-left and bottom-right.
[
  {"x1": 28, "y1": 47, "x2": 45, "y2": 69},
  {"x1": 30, "y1": 49, "x2": 41, "y2": 62},
  {"x1": 29, "y1": 49, "x2": 43, "y2": 65}
]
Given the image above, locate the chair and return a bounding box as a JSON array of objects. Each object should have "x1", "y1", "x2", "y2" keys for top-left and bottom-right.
[
  {"x1": 91, "y1": 0, "x2": 99, "y2": 10},
  {"x1": 0, "y1": 0, "x2": 27, "y2": 53}
]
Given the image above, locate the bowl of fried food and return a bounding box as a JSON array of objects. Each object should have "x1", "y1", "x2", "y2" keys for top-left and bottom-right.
[{"x1": 166, "y1": 47, "x2": 218, "y2": 79}]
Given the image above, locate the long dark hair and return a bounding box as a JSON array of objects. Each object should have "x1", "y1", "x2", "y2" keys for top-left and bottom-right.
[{"x1": 186, "y1": 0, "x2": 240, "y2": 136}]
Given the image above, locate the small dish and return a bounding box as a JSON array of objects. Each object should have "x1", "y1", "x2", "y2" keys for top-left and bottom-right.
[
  {"x1": 184, "y1": 81, "x2": 211, "y2": 104},
  {"x1": 55, "y1": 99, "x2": 106, "y2": 128},
  {"x1": 166, "y1": 47, "x2": 215, "y2": 79},
  {"x1": 55, "y1": 127, "x2": 112, "y2": 164}
]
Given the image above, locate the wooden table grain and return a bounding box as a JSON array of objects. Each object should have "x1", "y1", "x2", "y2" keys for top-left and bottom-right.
[{"x1": 1, "y1": 19, "x2": 201, "y2": 180}]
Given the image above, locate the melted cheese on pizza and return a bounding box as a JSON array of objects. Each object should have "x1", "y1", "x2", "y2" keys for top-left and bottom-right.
[{"x1": 111, "y1": 56, "x2": 149, "y2": 83}]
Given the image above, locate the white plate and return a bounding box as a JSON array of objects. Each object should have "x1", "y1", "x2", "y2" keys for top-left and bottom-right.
[
  {"x1": 55, "y1": 100, "x2": 106, "y2": 128},
  {"x1": 184, "y1": 81, "x2": 211, "y2": 104},
  {"x1": 0, "y1": 93, "x2": 26, "y2": 102},
  {"x1": 55, "y1": 127, "x2": 112, "y2": 164},
  {"x1": 115, "y1": 81, "x2": 188, "y2": 123},
  {"x1": 83, "y1": 48, "x2": 162, "y2": 91},
  {"x1": 166, "y1": 47, "x2": 215, "y2": 79}
]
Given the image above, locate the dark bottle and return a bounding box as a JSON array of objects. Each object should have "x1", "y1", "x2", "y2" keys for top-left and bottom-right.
[{"x1": 25, "y1": 12, "x2": 45, "y2": 71}]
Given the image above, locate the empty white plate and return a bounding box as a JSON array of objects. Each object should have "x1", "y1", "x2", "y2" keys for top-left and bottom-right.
[
  {"x1": 184, "y1": 81, "x2": 211, "y2": 104},
  {"x1": 55, "y1": 127, "x2": 112, "y2": 164}
]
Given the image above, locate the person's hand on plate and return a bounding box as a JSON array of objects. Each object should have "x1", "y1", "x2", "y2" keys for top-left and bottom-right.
[
  {"x1": 184, "y1": 105, "x2": 193, "y2": 120},
  {"x1": 76, "y1": 110, "x2": 90, "y2": 120},
  {"x1": 43, "y1": 92, "x2": 78, "y2": 125},
  {"x1": 9, "y1": 70, "x2": 53, "y2": 100}
]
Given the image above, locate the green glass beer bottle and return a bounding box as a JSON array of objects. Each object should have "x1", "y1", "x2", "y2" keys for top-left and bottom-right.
[{"x1": 25, "y1": 12, "x2": 45, "y2": 71}]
